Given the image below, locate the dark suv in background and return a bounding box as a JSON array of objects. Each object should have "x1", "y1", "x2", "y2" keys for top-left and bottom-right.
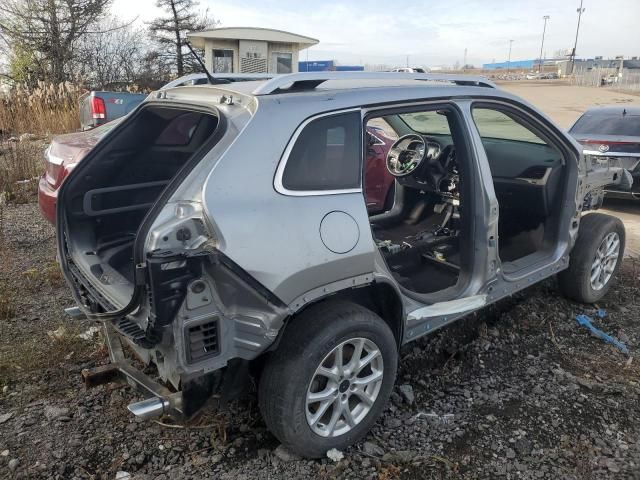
[{"x1": 569, "y1": 105, "x2": 640, "y2": 200}]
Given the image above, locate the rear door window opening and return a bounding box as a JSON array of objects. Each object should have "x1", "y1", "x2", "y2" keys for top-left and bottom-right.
[{"x1": 60, "y1": 104, "x2": 223, "y2": 312}]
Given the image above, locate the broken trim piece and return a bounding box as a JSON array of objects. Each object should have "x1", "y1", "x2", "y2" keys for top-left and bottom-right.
[{"x1": 407, "y1": 294, "x2": 487, "y2": 321}]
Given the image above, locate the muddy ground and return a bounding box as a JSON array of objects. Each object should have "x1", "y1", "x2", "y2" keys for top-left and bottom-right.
[{"x1": 1, "y1": 201, "x2": 639, "y2": 480}]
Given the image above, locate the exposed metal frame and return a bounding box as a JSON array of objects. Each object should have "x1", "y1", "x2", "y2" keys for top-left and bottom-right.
[
  {"x1": 253, "y1": 72, "x2": 496, "y2": 95},
  {"x1": 364, "y1": 99, "x2": 483, "y2": 306},
  {"x1": 81, "y1": 322, "x2": 182, "y2": 418}
]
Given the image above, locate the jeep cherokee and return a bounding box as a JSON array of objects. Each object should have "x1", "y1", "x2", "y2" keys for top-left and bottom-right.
[{"x1": 56, "y1": 72, "x2": 632, "y2": 458}]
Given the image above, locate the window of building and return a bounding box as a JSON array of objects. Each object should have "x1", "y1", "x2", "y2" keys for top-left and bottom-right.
[
  {"x1": 272, "y1": 52, "x2": 293, "y2": 74},
  {"x1": 213, "y1": 50, "x2": 233, "y2": 73},
  {"x1": 281, "y1": 111, "x2": 361, "y2": 192}
]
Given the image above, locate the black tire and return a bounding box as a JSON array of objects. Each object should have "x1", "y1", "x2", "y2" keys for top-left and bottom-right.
[
  {"x1": 558, "y1": 213, "x2": 625, "y2": 303},
  {"x1": 258, "y1": 300, "x2": 398, "y2": 458}
]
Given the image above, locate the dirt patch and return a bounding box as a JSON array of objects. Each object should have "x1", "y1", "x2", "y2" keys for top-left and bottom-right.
[{"x1": 499, "y1": 81, "x2": 640, "y2": 129}]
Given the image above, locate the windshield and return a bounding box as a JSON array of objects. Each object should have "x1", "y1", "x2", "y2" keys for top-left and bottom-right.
[
  {"x1": 570, "y1": 113, "x2": 640, "y2": 136},
  {"x1": 399, "y1": 111, "x2": 451, "y2": 135}
]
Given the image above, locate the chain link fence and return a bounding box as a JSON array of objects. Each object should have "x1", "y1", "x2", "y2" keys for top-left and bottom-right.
[{"x1": 570, "y1": 68, "x2": 640, "y2": 94}]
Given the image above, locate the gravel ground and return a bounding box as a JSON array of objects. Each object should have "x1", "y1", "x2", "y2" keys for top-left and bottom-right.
[{"x1": 1, "y1": 203, "x2": 640, "y2": 480}]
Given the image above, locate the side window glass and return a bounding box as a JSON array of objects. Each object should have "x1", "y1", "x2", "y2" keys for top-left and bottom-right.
[
  {"x1": 472, "y1": 106, "x2": 563, "y2": 181},
  {"x1": 472, "y1": 109, "x2": 545, "y2": 144},
  {"x1": 156, "y1": 112, "x2": 202, "y2": 146},
  {"x1": 282, "y1": 111, "x2": 361, "y2": 191}
]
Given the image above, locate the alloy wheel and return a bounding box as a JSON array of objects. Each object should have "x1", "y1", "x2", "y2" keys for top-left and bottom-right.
[
  {"x1": 590, "y1": 232, "x2": 620, "y2": 291},
  {"x1": 305, "y1": 337, "x2": 384, "y2": 437}
]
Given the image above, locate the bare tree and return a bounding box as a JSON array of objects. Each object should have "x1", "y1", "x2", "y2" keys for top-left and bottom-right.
[
  {"x1": 0, "y1": 0, "x2": 112, "y2": 84},
  {"x1": 73, "y1": 17, "x2": 147, "y2": 89},
  {"x1": 136, "y1": 49, "x2": 174, "y2": 89},
  {"x1": 148, "y1": 0, "x2": 216, "y2": 77}
]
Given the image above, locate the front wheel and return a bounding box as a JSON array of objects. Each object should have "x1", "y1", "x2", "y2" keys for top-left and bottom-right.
[
  {"x1": 558, "y1": 213, "x2": 625, "y2": 303},
  {"x1": 258, "y1": 300, "x2": 398, "y2": 458}
]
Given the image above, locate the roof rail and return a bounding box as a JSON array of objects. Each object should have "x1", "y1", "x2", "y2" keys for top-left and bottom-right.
[{"x1": 251, "y1": 72, "x2": 496, "y2": 95}]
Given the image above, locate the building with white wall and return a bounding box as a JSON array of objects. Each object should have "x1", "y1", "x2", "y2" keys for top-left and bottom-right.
[{"x1": 187, "y1": 27, "x2": 319, "y2": 74}]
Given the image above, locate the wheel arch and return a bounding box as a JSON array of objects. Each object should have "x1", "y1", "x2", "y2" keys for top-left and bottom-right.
[{"x1": 269, "y1": 281, "x2": 405, "y2": 352}]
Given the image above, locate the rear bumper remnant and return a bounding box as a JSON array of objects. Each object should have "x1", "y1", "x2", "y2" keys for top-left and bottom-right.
[{"x1": 81, "y1": 322, "x2": 183, "y2": 420}]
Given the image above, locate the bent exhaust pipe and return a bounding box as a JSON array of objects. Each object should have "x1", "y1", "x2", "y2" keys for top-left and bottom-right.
[{"x1": 64, "y1": 306, "x2": 86, "y2": 319}]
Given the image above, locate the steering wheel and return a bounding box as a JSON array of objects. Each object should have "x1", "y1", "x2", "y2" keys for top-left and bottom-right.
[{"x1": 386, "y1": 134, "x2": 427, "y2": 177}]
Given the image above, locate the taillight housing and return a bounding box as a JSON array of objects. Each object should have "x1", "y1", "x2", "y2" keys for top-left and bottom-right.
[{"x1": 91, "y1": 96, "x2": 106, "y2": 120}]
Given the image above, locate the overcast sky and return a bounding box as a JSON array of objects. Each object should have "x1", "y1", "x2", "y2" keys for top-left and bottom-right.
[{"x1": 112, "y1": 0, "x2": 640, "y2": 67}]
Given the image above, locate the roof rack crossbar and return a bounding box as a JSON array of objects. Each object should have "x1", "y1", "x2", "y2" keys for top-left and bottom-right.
[{"x1": 251, "y1": 72, "x2": 496, "y2": 95}]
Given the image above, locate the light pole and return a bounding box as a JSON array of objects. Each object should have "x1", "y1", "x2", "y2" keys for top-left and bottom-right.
[
  {"x1": 507, "y1": 39, "x2": 514, "y2": 73},
  {"x1": 570, "y1": 0, "x2": 585, "y2": 74},
  {"x1": 538, "y1": 15, "x2": 550, "y2": 73}
]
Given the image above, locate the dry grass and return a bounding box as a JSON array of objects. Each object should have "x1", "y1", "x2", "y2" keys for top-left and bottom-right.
[
  {"x1": 0, "y1": 323, "x2": 98, "y2": 390},
  {"x1": 0, "y1": 140, "x2": 44, "y2": 203},
  {"x1": 0, "y1": 280, "x2": 15, "y2": 320},
  {"x1": 21, "y1": 261, "x2": 65, "y2": 291},
  {"x1": 0, "y1": 82, "x2": 81, "y2": 204},
  {"x1": 0, "y1": 81, "x2": 81, "y2": 136},
  {"x1": 378, "y1": 465, "x2": 401, "y2": 480}
]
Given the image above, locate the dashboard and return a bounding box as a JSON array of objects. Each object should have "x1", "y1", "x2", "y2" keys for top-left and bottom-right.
[{"x1": 384, "y1": 132, "x2": 564, "y2": 217}]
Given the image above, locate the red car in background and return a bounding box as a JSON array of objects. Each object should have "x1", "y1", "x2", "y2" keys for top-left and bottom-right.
[
  {"x1": 38, "y1": 120, "x2": 396, "y2": 224},
  {"x1": 365, "y1": 126, "x2": 396, "y2": 213},
  {"x1": 38, "y1": 121, "x2": 121, "y2": 224}
]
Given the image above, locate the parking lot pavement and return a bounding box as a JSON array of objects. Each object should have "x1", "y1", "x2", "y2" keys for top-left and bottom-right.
[{"x1": 601, "y1": 199, "x2": 640, "y2": 257}]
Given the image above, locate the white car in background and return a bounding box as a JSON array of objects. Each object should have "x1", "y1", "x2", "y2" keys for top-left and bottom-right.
[{"x1": 390, "y1": 67, "x2": 428, "y2": 73}]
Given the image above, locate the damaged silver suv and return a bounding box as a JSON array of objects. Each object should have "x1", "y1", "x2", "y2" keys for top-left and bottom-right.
[{"x1": 57, "y1": 72, "x2": 631, "y2": 458}]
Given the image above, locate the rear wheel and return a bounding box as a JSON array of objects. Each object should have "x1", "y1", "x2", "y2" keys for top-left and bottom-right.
[
  {"x1": 558, "y1": 213, "x2": 625, "y2": 303},
  {"x1": 258, "y1": 300, "x2": 397, "y2": 458}
]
